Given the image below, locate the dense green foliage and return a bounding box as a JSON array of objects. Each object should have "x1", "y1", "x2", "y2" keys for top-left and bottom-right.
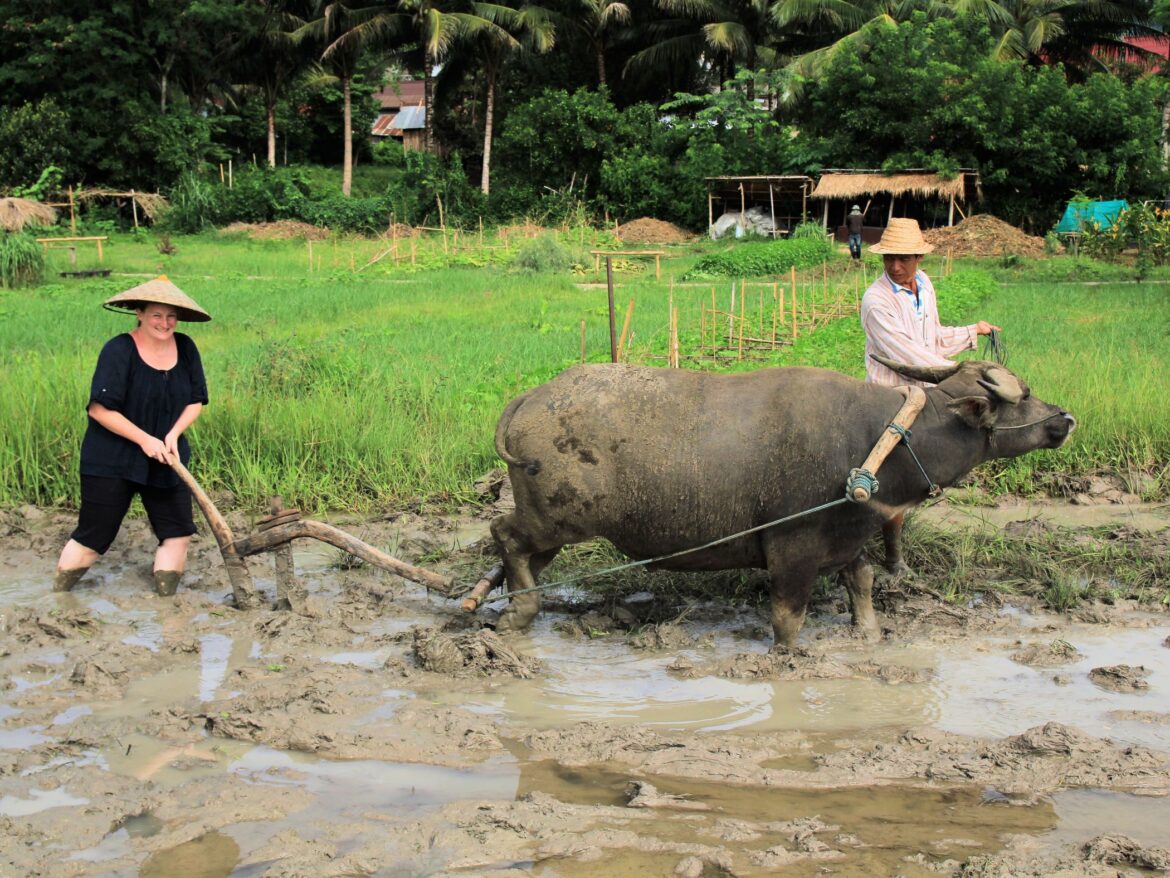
[
  {"x1": 683, "y1": 235, "x2": 836, "y2": 279},
  {"x1": 797, "y1": 16, "x2": 1169, "y2": 230}
]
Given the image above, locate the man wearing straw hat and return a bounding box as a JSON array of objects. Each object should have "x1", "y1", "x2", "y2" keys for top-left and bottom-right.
[
  {"x1": 860, "y1": 218, "x2": 999, "y2": 571},
  {"x1": 54, "y1": 276, "x2": 211, "y2": 597}
]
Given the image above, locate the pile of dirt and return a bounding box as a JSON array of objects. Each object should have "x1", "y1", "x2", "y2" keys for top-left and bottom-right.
[
  {"x1": 614, "y1": 217, "x2": 692, "y2": 244},
  {"x1": 923, "y1": 214, "x2": 1049, "y2": 258},
  {"x1": 219, "y1": 220, "x2": 329, "y2": 240}
]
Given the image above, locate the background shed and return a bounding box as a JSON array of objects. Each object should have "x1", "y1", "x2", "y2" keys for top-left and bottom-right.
[
  {"x1": 811, "y1": 170, "x2": 981, "y2": 244},
  {"x1": 705, "y1": 176, "x2": 814, "y2": 238}
]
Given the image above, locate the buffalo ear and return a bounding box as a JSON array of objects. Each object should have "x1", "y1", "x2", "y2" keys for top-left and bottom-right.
[{"x1": 947, "y1": 396, "x2": 997, "y2": 430}]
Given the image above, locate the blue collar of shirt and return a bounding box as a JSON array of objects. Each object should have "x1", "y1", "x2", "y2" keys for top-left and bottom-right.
[{"x1": 886, "y1": 271, "x2": 926, "y2": 311}]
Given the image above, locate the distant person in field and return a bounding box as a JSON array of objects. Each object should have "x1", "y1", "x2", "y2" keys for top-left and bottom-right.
[
  {"x1": 859, "y1": 218, "x2": 1000, "y2": 574},
  {"x1": 846, "y1": 204, "x2": 865, "y2": 261},
  {"x1": 54, "y1": 276, "x2": 210, "y2": 597}
]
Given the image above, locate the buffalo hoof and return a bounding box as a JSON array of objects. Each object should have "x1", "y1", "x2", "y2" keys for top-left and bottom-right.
[
  {"x1": 883, "y1": 560, "x2": 914, "y2": 580},
  {"x1": 495, "y1": 606, "x2": 538, "y2": 635}
]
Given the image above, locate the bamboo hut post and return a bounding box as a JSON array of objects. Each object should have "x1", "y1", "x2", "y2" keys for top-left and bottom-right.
[
  {"x1": 130, "y1": 190, "x2": 139, "y2": 229},
  {"x1": 821, "y1": 198, "x2": 829, "y2": 231},
  {"x1": 707, "y1": 188, "x2": 714, "y2": 238},
  {"x1": 948, "y1": 195, "x2": 955, "y2": 227},
  {"x1": 768, "y1": 182, "x2": 776, "y2": 238},
  {"x1": 739, "y1": 182, "x2": 746, "y2": 236}
]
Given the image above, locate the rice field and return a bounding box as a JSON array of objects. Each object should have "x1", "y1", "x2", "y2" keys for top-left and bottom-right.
[{"x1": 0, "y1": 230, "x2": 1166, "y2": 511}]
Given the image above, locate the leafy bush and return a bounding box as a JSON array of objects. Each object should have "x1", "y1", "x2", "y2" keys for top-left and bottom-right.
[
  {"x1": 789, "y1": 221, "x2": 827, "y2": 240},
  {"x1": 1082, "y1": 203, "x2": 1170, "y2": 266},
  {"x1": 933, "y1": 270, "x2": 997, "y2": 324},
  {"x1": 299, "y1": 196, "x2": 391, "y2": 233},
  {"x1": 513, "y1": 234, "x2": 574, "y2": 273},
  {"x1": 683, "y1": 236, "x2": 835, "y2": 279},
  {"x1": 372, "y1": 139, "x2": 405, "y2": 167},
  {"x1": 222, "y1": 167, "x2": 310, "y2": 223},
  {"x1": 0, "y1": 232, "x2": 45, "y2": 288}
]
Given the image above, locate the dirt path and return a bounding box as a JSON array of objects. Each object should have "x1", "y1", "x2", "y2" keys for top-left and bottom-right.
[{"x1": 1, "y1": 499, "x2": 1168, "y2": 877}]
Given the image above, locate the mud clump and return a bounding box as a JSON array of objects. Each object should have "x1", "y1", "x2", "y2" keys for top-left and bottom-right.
[
  {"x1": 412, "y1": 626, "x2": 541, "y2": 678},
  {"x1": 613, "y1": 217, "x2": 692, "y2": 244},
  {"x1": 682, "y1": 645, "x2": 932, "y2": 684},
  {"x1": 1089, "y1": 664, "x2": 1151, "y2": 692},
  {"x1": 1010, "y1": 639, "x2": 1080, "y2": 667}
]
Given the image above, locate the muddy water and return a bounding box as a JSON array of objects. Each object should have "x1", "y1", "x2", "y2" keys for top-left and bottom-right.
[{"x1": 2, "y1": 509, "x2": 1170, "y2": 876}]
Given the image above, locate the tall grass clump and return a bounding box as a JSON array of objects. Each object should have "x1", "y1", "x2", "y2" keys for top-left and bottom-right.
[{"x1": 0, "y1": 231, "x2": 45, "y2": 287}]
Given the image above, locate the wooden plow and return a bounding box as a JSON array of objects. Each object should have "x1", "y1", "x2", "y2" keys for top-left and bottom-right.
[{"x1": 170, "y1": 459, "x2": 459, "y2": 609}]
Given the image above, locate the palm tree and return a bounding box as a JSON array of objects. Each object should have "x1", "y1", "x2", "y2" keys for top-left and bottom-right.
[
  {"x1": 235, "y1": 0, "x2": 316, "y2": 168},
  {"x1": 571, "y1": 0, "x2": 633, "y2": 86},
  {"x1": 296, "y1": 0, "x2": 374, "y2": 195},
  {"x1": 949, "y1": 0, "x2": 1163, "y2": 71},
  {"x1": 626, "y1": 0, "x2": 780, "y2": 90},
  {"x1": 472, "y1": 3, "x2": 556, "y2": 193}
]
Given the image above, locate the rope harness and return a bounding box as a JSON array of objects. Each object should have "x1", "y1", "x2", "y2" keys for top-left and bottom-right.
[{"x1": 470, "y1": 387, "x2": 935, "y2": 606}]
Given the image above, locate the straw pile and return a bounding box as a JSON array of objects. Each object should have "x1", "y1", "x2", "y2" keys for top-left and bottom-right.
[
  {"x1": 0, "y1": 197, "x2": 57, "y2": 232},
  {"x1": 923, "y1": 214, "x2": 1048, "y2": 258},
  {"x1": 614, "y1": 217, "x2": 691, "y2": 244}
]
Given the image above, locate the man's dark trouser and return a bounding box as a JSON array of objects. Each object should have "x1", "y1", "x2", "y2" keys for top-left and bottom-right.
[{"x1": 848, "y1": 233, "x2": 862, "y2": 260}]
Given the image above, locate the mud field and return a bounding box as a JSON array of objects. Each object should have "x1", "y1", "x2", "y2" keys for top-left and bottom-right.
[{"x1": 2, "y1": 496, "x2": 1169, "y2": 878}]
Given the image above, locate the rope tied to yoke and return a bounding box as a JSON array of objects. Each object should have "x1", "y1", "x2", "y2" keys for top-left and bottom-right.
[{"x1": 462, "y1": 385, "x2": 939, "y2": 608}]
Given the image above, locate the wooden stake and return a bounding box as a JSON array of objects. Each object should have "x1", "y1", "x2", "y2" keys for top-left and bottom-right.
[
  {"x1": 307, "y1": 239, "x2": 313, "y2": 272},
  {"x1": 68, "y1": 185, "x2": 76, "y2": 235},
  {"x1": 728, "y1": 283, "x2": 736, "y2": 345},
  {"x1": 580, "y1": 320, "x2": 586, "y2": 364},
  {"x1": 711, "y1": 287, "x2": 717, "y2": 359},
  {"x1": 790, "y1": 267, "x2": 797, "y2": 337},
  {"x1": 700, "y1": 303, "x2": 706, "y2": 359},
  {"x1": 617, "y1": 298, "x2": 635, "y2": 361},
  {"x1": 606, "y1": 257, "x2": 618, "y2": 363},
  {"x1": 738, "y1": 284, "x2": 746, "y2": 361},
  {"x1": 772, "y1": 282, "x2": 778, "y2": 347},
  {"x1": 672, "y1": 307, "x2": 680, "y2": 368}
]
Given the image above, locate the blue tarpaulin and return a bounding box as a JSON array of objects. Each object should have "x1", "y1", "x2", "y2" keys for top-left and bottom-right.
[{"x1": 1054, "y1": 200, "x2": 1128, "y2": 234}]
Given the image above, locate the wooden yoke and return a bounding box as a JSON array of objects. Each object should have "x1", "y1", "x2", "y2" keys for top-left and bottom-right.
[{"x1": 848, "y1": 385, "x2": 927, "y2": 503}]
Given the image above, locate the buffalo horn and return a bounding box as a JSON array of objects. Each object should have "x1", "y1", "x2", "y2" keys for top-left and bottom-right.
[
  {"x1": 870, "y1": 355, "x2": 961, "y2": 384},
  {"x1": 977, "y1": 366, "x2": 1024, "y2": 404}
]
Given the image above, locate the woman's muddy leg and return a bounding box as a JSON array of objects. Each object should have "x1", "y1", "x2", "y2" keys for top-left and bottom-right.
[
  {"x1": 54, "y1": 539, "x2": 100, "y2": 592},
  {"x1": 153, "y1": 536, "x2": 191, "y2": 596}
]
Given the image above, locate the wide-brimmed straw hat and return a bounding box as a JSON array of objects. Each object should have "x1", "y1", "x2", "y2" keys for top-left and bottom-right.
[
  {"x1": 103, "y1": 275, "x2": 211, "y2": 322},
  {"x1": 869, "y1": 218, "x2": 935, "y2": 255}
]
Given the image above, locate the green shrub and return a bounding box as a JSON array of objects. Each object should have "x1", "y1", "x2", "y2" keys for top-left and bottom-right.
[
  {"x1": 683, "y1": 236, "x2": 835, "y2": 279},
  {"x1": 934, "y1": 270, "x2": 997, "y2": 324},
  {"x1": 789, "y1": 221, "x2": 827, "y2": 240},
  {"x1": 513, "y1": 233, "x2": 573, "y2": 273},
  {"x1": 299, "y1": 196, "x2": 392, "y2": 233},
  {"x1": 0, "y1": 232, "x2": 45, "y2": 288}
]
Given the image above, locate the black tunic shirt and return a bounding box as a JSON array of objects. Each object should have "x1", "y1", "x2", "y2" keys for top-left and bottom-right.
[{"x1": 79, "y1": 333, "x2": 209, "y2": 488}]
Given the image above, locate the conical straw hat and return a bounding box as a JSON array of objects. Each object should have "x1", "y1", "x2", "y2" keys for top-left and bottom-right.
[
  {"x1": 103, "y1": 275, "x2": 211, "y2": 322},
  {"x1": 869, "y1": 218, "x2": 935, "y2": 255}
]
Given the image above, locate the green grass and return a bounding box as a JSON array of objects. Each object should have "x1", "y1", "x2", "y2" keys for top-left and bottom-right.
[{"x1": 0, "y1": 231, "x2": 1167, "y2": 513}]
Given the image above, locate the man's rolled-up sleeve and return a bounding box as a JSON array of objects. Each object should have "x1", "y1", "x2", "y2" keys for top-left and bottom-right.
[{"x1": 864, "y1": 303, "x2": 955, "y2": 367}]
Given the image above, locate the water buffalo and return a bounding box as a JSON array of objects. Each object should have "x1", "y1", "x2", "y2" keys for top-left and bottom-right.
[{"x1": 490, "y1": 358, "x2": 1075, "y2": 645}]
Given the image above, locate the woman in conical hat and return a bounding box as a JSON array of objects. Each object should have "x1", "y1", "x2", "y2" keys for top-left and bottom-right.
[{"x1": 54, "y1": 276, "x2": 211, "y2": 597}]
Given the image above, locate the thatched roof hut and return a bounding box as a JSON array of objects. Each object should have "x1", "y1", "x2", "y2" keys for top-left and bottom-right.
[
  {"x1": 0, "y1": 197, "x2": 58, "y2": 233},
  {"x1": 811, "y1": 169, "x2": 981, "y2": 242},
  {"x1": 76, "y1": 189, "x2": 170, "y2": 224}
]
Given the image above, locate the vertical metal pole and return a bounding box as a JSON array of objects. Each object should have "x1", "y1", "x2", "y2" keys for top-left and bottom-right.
[{"x1": 606, "y1": 257, "x2": 618, "y2": 363}]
